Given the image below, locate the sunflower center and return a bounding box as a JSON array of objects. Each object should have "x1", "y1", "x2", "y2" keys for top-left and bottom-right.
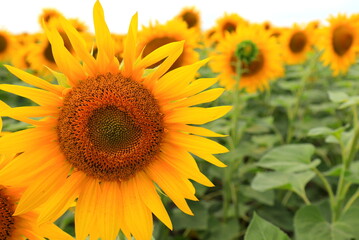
[
  {"x1": 57, "y1": 73, "x2": 164, "y2": 181},
  {"x1": 223, "y1": 22, "x2": 236, "y2": 34},
  {"x1": 0, "y1": 35, "x2": 8, "y2": 53},
  {"x1": 289, "y1": 31, "x2": 307, "y2": 53},
  {"x1": 44, "y1": 42, "x2": 55, "y2": 63},
  {"x1": 333, "y1": 25, "x2": 353, "y2": 56},
  {"x1": 231, "y1": 51, "x2": 264, "y2": 77},
  {"x1": 182, "y1": 12, "x2": 198, "y2": 28},
  {"x1": 142, "y1": 37, "x2": 182, "y2": 70},
  {"x1": 0, "y1": 187, "x2": 15, "y2": 239},
  {"x1": 87, "y1": 106, "x2": 141, "y2": 152}
]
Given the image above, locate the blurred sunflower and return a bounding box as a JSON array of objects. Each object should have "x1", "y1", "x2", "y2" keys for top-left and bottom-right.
[
  {"x1": 38, "y1": 8, "x2": 63, "y2": 26},
  {"x1": 0, "y1": 1, "x2": 230, "y2": 240},
  {"x1": 318, "y1": 13, "x2": 359, "y2": 76},
  {"x1": 0, "y1": 30, "x2": 15, "y2": 62},
  {"x1": 138, "y1": 19, "x2": 200, "y2": 71},
  {"x1": 27, "y1": 34, "x2": 58, "y2": 74},
  {"x1": 280, "y1": 24, "x2": 314, "y2": 65},
  {"x1": 175, "y1": 6, "x2": 201, "y2": 30},
  {"x1": 210, "y1": 26, "x2": 284, "y2": 92},
  {"x1": 213, "y1": 13, "x2": 249, "y2": 40},
  {"x1": 11, "y1": 45, "x2": 32, "y2": 70}
]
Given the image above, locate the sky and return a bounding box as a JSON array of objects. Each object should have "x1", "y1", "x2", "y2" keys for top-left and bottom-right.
[{"x1": 0, "y1": 0, "x2": 358, "y2": 34}]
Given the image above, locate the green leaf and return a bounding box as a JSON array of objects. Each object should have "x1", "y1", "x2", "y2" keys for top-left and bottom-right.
[
  {"x1": 294, "y1": 205, "x2": 359, "y2": 240},
  {"x1": 251, "y1": 171, "x2": 315, "y2": 196},
  {"x1": 244, "y1": 213, "x2": 290, "y2": 240},
  {"x1": 207, "y1": 217, "x2": 240, "y2": 240},
  {"x1": 307, "y1": 127, "x2": 334, "y2": 137},
  {"x1": 339, "y1": 96, "x2": 359, "y2": 109},
  {"x1": 328, "y1": 91, "x2": 349, "y2": 103},
  {"x1": 171, "y1": 201, "x2": 208, "y2": 230},
  {"x1": 257, "y1": 144, "x2": 318, "y2": 172}
]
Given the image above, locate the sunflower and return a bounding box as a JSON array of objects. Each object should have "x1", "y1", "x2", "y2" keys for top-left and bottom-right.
[
  {"x1": 0, "y1": 1, "x2": 230, "y2": 240},
  {"x1": 38, "y1": 8, "x2": 63, "y2": 26},
  {"x1": 11, "y1": 45, "x2": 32, "y2": 70},
  {"x1": 280, "y1": 24, "x2": 314, "y2": 65},
  {"x1": 213, "y1": 13, "x2": 249, "y2": 41},
  {"x1": 138, "y1": 18, "x2": 200, "y2": 72},
  {"x1": 210, "y1": 25, "x2": 284, "y2": 92},
  {"x1": 0, "y1": 30, "x2": 15, "y2": 62},
  {"x1": 317, "y1": 13, "x2": 359, "y2": 76},
  {"x1": 26, "y1": 34, "x2": 59, "y2": 75},
  {"x1": 175, "y1": 6, "x2": 201, "y2": 30}
]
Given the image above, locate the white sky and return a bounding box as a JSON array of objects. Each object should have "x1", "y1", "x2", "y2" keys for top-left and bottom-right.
[{"x1": 1, "y1": 0, "x2": 358, "y2": 34}]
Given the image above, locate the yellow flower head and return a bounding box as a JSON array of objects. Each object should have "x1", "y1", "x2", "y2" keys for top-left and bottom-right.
[
  {"x1": 38, "y1": 8, "x2": 64, "y2": 27},
  {"x1": 280, "y1": 24, "x2": 314, "y2": 65},
  {"x1": 138, "y1": 18, "x2": 200, "y2": 72},
  {"x1": 318, "y1": 13, "x2": 359, "y2": 76},
  {"x1": 0, "y1": 1, "x2": 230, "y2": 240},
  {"x1": 213, "y1": 13, "x2": 249, "y2": 41},
  {"x1": 210, "y1": 25, "x2": 284, "y2": 92},
  {"x1": 175, "y1": 6, "x2": 201, "y2": 30},
  {"x1": 0, "y1": 30, "x2": 15, "y2": 62}
]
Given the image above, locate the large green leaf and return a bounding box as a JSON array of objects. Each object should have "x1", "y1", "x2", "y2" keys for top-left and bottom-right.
[
  {"x1": 257, "y1": 144, "x2": 319, "y2": 172},
  {"x1": 294, "y1": 205, "x2": 359, "y2": 240},
  {"x1": 251, "y1": 171, "x2": 315, "y2": 197},
  {"x1": 244, "y1": 213, "x2": 290, "y2": 240}
]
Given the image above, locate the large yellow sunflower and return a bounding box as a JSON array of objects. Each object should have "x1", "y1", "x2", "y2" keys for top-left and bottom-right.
[
  {"x1": 280, "y1": 24, "x2": 314, "y2": 65},
  {"x1": 210, "y1": 25, "x2": 284, "y2": 92},
  {"x1": 0, "y1": 30, "x2": 15, "y2": 62},
  {"x1": 0, "y1": 1, "x2": 230, "y2": 240},
  {"x1": 138, "y1": 19, "x2": 200, "y2": 72},
  {"x1": 318, "y1": 13, "x2": 359, "y2": 76},
  {"x1": 175, "y1": 6, "x2": 201, "y2": 30}
]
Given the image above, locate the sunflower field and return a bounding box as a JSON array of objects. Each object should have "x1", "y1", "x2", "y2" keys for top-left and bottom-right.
[{"x1": 1, "y1": 1, "x2": 359, "y2": 240}]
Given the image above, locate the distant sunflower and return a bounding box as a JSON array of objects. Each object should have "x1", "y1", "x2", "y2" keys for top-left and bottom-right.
[
  {"x1": 0, "y1": 2, "x2": 230, "y2": 240},
  {"x1": 0, "y1": 30, "x2": 15, "y2": 62},
  {"x1": 27, "y1": 34, "x2": 58, "y2": 74},
  {"x1": 38, "y1": 8, "x2": 63, "y2": 26},
  {"x1": 138, "y1": 19, "x2": 200, "y2": 71},
  {"x1": 176, "y1": 6, "x2": 201, "y2": 30},
  {"x1": 280, "y1": 24, "x2": 314, "y2": 65},
  {"x1": 213, "y1": 13, "x2": 249, "y2": 40},
  {"x1": 210, "y1": 26, "x2": 284, "y2": 92},
  {"x1": 11, "y1": 45, "x2": 32, "y2": 70},
  {"x1": 318, "y1": 14, "x2": 359, "y2": 76}
]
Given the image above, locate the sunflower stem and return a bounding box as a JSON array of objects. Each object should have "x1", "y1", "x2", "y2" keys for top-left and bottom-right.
[{"x1": 223, "y1": 59, "x2": 242, "y2": 222}]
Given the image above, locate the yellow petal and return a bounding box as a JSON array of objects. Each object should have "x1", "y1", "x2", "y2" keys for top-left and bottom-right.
[
  {"x1": 0, "y1": 84, "x2": 62, "y2": 106},
  {"x1": 1, "y1": 106, "x2": 59, "y2": 118},
  {"x1": 0, "y1": 127, "x2": 57, "y2": 154},
  {"x1": 166, "y1": 132, "x2": 229, "y2": 155},
  {"x1": 121, "y1": 178, "x2": 153, "y2": 240},
  {"x1": 37, "y1": 222, "x2": 74, "y2": 240},
  {"x1": 97, "y1": 181, "x2": 122, "y2": 240},
  {"x1": 15, "y1": 163, "x2": 70, "y2": 215},
  {"x1": 93, "y1": 0, "x2": 118, "y2": 73},
  {"x1": 75, "y1": 178, "x2": 100, "y2": 240},
  {"x1": 160, "y1": 150, "x2": 214, "y2": 187},
  {"x1": 146, "y1": 160, "x2": 195, "y2": 215},
  {"x1": 122, "y1": 13, "x2": 138, "y2": 77},
  {"x1": 0, "y1": 142, "x2": 60, "y2": 186},
  {"x1": 135, "y1": 171, "x2": 173, "y2": 230},
  {"x1": 165, "y1": 106, "x2": 232, "y2": 125},
  {"x1": 44, "y1": 21, "x2": 87, "y2": 86},
  {"x1": 59, "y1": 17, "x2": 98, "y2": 75},
  {"x1": 37, "y1": 171, "x2": 86, "y2": 225},
  {"x1": 165, "y1": 88, "x2": 225, "y2": 110},
  {"x1": 5, "y1": 65, "x2": 64, "y2": 95},
  {"x1": 168, "y1": 124, "x2": 226, "y2": 137}
]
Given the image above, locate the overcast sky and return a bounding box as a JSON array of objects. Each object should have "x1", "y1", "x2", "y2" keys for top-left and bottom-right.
[{"x1": 1, "y1": 0, "x2": 358, "y2": 34}]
